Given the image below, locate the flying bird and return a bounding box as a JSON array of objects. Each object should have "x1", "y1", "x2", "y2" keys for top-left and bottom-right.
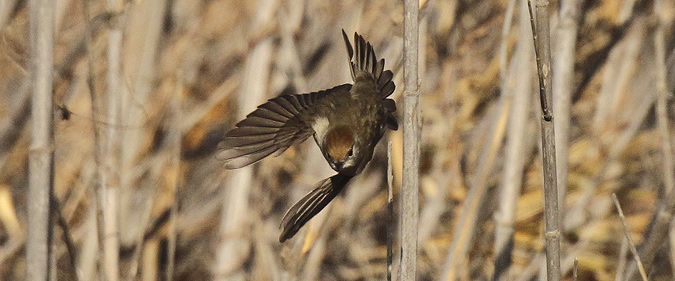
[{"x1": 218, "y1": 30, "x2": 398, "y2": 242}]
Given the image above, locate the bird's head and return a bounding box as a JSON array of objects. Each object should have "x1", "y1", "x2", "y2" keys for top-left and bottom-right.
[{"x1": 323, "y1": 126, "x2": 359, "y2": 174}]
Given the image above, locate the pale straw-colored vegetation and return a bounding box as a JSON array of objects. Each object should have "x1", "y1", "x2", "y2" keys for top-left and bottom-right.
[{"x1": 1, "y1": 0, "x2": 674, "y2": 280}]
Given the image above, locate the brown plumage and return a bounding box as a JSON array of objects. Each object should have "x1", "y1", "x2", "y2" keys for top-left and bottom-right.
[
  {"x1": 218, "y1": 30, "x2": 397, "y2": 242},
  {"x1": 325, "y1": 126, "x2": 354, "y2": 163}
]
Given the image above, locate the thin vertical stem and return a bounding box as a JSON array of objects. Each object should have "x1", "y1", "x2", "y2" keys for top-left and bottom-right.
[
  {"x1": 52, "y1": 195, "x2": 80, "y2": 280},
  {"x1": 615, "y1": 237, "x2": 628, "y2": 281},
  {"x1": 166, "y1": 76, "x2": 183, "y2": 281},
  {"x1": 103, "y1": 0, "x2": 124, "y2": 280},
  {"x1": 402, "y1": 0, "x2": 420, "y2": 280},
  {"x1": 670, "y1": 222, "x2": 675, "y2": 279},
  {"x1": 527, "y1": 0, "x2": 561, "y2": 280},
  {"x1": 493, "y1": 2, "x2": 533, "y2": 279},
  {"x1": 82, "y1": 0, "x2": 107, "y2": 279},
  {"x1": 27, "y1": 0, "x2": 55, "y2": 279},
  {"x1": 572, "y1": 258, "x2": 578, "y2": 281},
  {"x1": 623, "y1": 3, "x2": 675, "y2": 278},
  {"x1": 653, "y1": 0, "x2": 674, "y2": 202},
  {"x1": 611, "y1": 194, "x2": 648, "y2": 281},
  {"x1": 387, "y1": 141, "x2": 394, "y2": 281},
  {"x1": 553, "y1": 0, "x2": 583, "y2": 225}
]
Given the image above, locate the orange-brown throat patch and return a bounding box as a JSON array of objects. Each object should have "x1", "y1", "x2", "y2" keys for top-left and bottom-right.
[{"x1": 325, "y1": 126, "x2": 354, "y2": 162}]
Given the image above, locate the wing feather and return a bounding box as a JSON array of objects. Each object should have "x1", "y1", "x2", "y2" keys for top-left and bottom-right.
[{"x1": 218, "y1": 84, "x2": 352, "y2": 169}]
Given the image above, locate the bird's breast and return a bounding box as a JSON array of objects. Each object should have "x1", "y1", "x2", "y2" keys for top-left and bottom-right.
[{"x1": 312, "y1": 116, "x2": 330, "y2": 142}]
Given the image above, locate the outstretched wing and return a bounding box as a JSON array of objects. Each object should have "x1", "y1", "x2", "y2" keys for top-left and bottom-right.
[
  {"x1": 342, "y1": 30, "x2": 398, "y2": 131},
  {"x1": 218, "y1": 84, "x2": 352, "y2": 169},
  {"x1": 341, "y1": 29, "x2": 395, "y2": 98},
  {"x1": 279, "y1": 174, "x2": 352, "y2": 242}
]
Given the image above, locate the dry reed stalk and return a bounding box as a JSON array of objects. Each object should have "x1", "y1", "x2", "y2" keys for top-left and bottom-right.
[
  {"x1": 564, "y1": 24, "x2": 649, "y2": 237},
  {"x1": 62, "y1": 160, "x2": 96, "y2": 222},
  {"x1": 560, "y1": 240, "x2": 593, "y2": 278},
  {"x1": 611, "y1": 194, "x2": 648, "y2": 281},
  {"x1": 529, "y1": 65, "x2": 653, "y2": 281},
  {"x1": 615, "y1": 236, "x2": 628, "y2": 281},
  {"x1": 124, "y1": 159, "x2": 164, "y2": 281},
  {"x1": 117, "y1": 0, "x2": 165, "y2": 259},
  {"x1": 27, "y1": 0, "x2": 55, "y2": 279},
  {"x1": 441, "y1": 98, "x2": 509, "y2": 281},
  {"x1": 79, "y1": 198, "x2": 100, "y2": 280},
  {"x1": 416, "y1": 146, "x2": 451, "y2": 245},
  {"x1": 493, "y1": 2, "x2": 533, "y2": 279},
  {"x1": 572, "y1": 258, "x2": 578, "y2": 281},
  {"x1": 623, "y1": 3, "x2": 675, "y2": 279},
  {"x1": 498, "y1": 0, "x2": 517, "y2": 80},
  {"x1": 387, "y1": 141, "x2": 394, "y2": 281},
  {"x1": 103, "y1": 0, "x2": 124, "y2": 280},
  {"x1": 5, "y1": 1, "x2": 675, "y2": 280},
  {"x1": 592, "y1": 23, "x2": 644, "y2": 134},
  {"x1": 415, "y1": 36, "x2": 457, "y2": 247},
  {"x1": 409, "y1": 23, "x2": 450, "y2": 253},
  {"x1": 671, "y1": 222, "x2": 675, "y2": 278},
  {"x1": 252, "y1": 222, "x2": 281, "y2": 281},
  {"x1": 527, "y1": 0, "x2": 561, "y2": 280},
  {"x1": 572, "y1": 0, "x2": 642, "y2": 98},
  {"x1": 165, "y1": 75, "x2": 183, "y2": 281},
  {"x1": 553, "y1": 0, "x2": 582, "y2": 223},
  {"x1": 214, "y1": 38, "x2": 273, "y2": 280},
  {"x1": 142, "y1": 239, "x2": 159, "y2": 281},
  {"x1": 299, "y1": 234, "x2": 326, "y2": 281},
  {"x1": 0, "y1": 186, "x2": 22, "y2": 239},
  {"x1": 0, "y1": 234, "x2": 23, "y2": 265},
  {"x1": 514, "y1": 215, "x2": 600, "y2": 280},
  {"x1": 401, "y1": 0, "x2": 420, "y2": 280},
  {"x1": 0, "y1": 86, "x2": 30, "y2": 169},
  {"x1": 52, "y1": 195, "x2": 79, "y2": 280},
  {"x1": 653, "y1": 0, "x2": 675, "y2": 213},
  {"x1": 656, "y1": 0, "x2": 675, "y2": 276},
  {"x1": 82, "y1": 0, "x2": 107, "y2": 278}
]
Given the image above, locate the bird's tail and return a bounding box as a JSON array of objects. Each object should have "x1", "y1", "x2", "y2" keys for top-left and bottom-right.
[
  {"x1": 279, "y1": 173, "x2": 353, "y2": 242},
  {"x1": 341, "y1": 30, "x2": 395, "y2": 98}
]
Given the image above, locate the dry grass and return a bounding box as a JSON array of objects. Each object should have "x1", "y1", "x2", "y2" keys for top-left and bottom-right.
[{"x1": 1, "y1": 0, "x2": 674, "y2": 280}]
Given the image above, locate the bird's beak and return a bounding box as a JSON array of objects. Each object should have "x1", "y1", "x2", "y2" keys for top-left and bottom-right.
[{"x1": 333, "y1": 162, "x2": 343, "y2": 171}]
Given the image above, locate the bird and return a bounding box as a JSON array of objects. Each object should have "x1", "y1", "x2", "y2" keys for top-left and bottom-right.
[{"x1": 217, "y1": 30, "x2": 398, "y2": 242}]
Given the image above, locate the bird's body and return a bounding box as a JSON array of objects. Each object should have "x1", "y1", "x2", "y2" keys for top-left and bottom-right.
[
  {"x1": 309, "y1": 83, "x2": 389, "y2": 175},
  {"x1": 218, "y1": 30, "x2": 397, "y2": 242}
]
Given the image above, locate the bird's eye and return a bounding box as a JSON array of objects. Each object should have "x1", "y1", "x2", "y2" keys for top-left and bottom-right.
[{"x1": 348, "y1": 148, "x2": 354, "y2": 157}]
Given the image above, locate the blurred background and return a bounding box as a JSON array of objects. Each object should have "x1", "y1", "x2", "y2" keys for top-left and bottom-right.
[{"x1": 1, "y1": 0, "x2": 675, "y2": 280}]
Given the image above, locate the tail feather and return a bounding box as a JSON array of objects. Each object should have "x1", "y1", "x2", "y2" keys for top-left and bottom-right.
[
  {"x1": 341, "y1": 29, "x2": 395, "y2": 98},
  {"x1": 279, "y1": 174, "x2": 352, "y2": 242}
]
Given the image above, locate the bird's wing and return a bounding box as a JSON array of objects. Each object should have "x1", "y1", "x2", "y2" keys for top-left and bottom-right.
[
  {"x1": 278, "y1": 174, "x2": 352, "y2": 242},
  {"x1": 341, "y1": 29, "x2": 395, "y2": 98},
  {"x1": 218, "y1": 84, "x2": 352, "y2": 169}
]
